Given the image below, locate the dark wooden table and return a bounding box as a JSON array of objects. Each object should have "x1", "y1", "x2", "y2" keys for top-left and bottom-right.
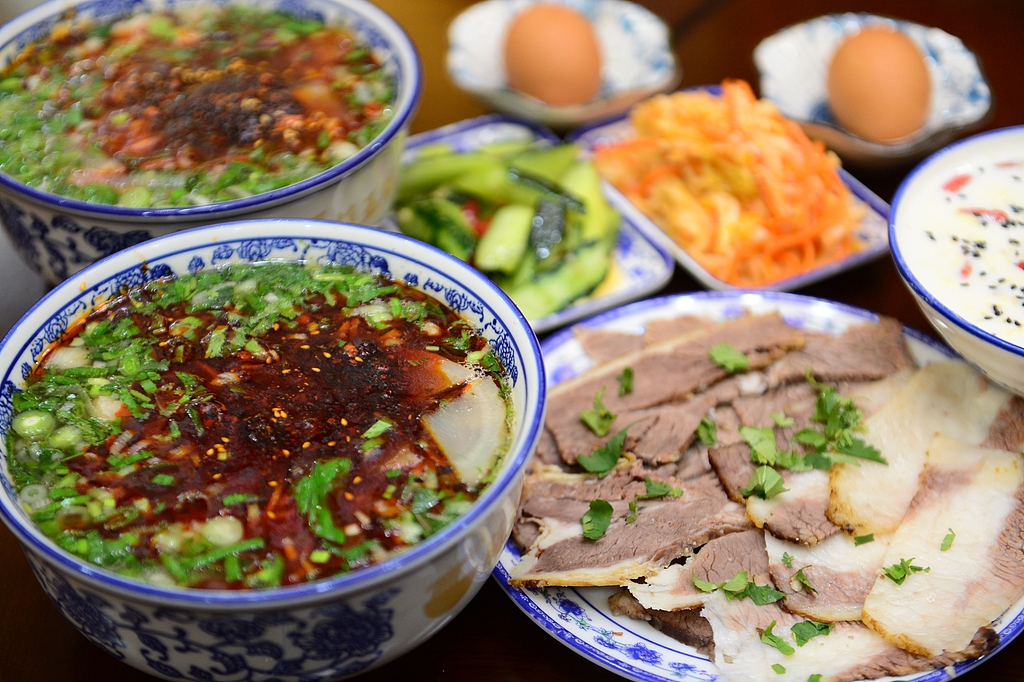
[{"x1": 2, "y1": 0, "x2": 1023, "y2": 681}]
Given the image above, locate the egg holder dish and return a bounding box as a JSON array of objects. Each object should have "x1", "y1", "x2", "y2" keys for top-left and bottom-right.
[
  {"x1": 0, "y1": 0, "x2": 422, "y2": 287},
  {"x1": 388, "y1": 114, "x2": 675, "y2": 333},
  {"x1": 447, "y1": 0, "x2": 679, "y2": 130},
  {"x1": 754, "y1": 13, "x2": 992, "y2": 168},
  {"x1": 0, "y1": 220, "x2": 547, "y2": 680},
  {"x1": 891, "y1": 126, "x2": 1024, "y2": 396},
  {"x1": 567, "y1": 93, "x2": 892, "y2": 292}
]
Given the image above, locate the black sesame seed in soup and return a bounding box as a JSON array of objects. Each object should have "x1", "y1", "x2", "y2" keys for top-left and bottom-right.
[{"x1": 5, "y1": 263, "x2": 513, "y2": 590}]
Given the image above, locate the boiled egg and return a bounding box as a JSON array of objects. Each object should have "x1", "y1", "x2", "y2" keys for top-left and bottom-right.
[
  {"x1": 503, "y1": 3, "x2": 602, "y2": 107},
  {"x1": 827, "y1": 27, "x2": 931, "y2": 142}
]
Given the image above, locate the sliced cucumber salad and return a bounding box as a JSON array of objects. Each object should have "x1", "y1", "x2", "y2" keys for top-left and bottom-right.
[{"x1": 394, "y1": 140, "x2": 620, "y2": 320}]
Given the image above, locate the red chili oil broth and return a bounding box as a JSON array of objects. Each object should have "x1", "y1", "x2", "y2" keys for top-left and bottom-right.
[{"x1": 6, "y1": 263, "x2": 511, "y2": 589}]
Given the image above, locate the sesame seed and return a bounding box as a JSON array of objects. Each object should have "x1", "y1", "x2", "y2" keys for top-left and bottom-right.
[
  {"x1": 312, "y1": 367, "x2": 321, "y2": 372},
  {"x1": 302, "y1": 441, "x2": 311, "y2": 449}
]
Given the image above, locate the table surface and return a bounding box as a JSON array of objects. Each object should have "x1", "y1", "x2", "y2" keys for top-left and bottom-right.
[{"x1": 1, "y1": 0, "x2": 1023, "y2": 680}]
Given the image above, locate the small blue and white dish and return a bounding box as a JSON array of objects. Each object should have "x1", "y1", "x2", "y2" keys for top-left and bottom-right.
[
  {"x1": 754, "y1": 13, "x2": 992, "y2": 168},
  {"x1": 568, "y1": 104, "x2": 891, "y2": 292},
  {"x1": 394, "y1": 114, "x2": 675, "y2": 333},
  {"x1": 447, "y1": 0, "x2": 679, "y2": 130},
  {"x1": 0, "y1": 0, "x2": 422, "y2": 286},
  {"x1": 495, "y1": 289, "x2": 1024, "y2": 682},
  {"x1": 0, "y1": 219, "x2": 547, "y2": 680}
]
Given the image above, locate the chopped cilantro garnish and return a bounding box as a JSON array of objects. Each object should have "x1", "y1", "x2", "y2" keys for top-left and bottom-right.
[
  {"x1": 578, "y1": 423, "x2": 634, "y2": 477},
  {"x1": 151, "y1": 473, "x2": 175, "y2": 486},
  {"x1": 772, "y1": 664, "x2": 786, "y2": 675},
  {"x1": 708, "y1": 342, "x2": 750, "y2": 373},
  {"x1": 941, "y1": 528, "x2": 956, "y2": 552},
  {"x1": 781, "y1": 552, "x2": 794, "y2": 568},
  {"x1": 854, "y1": 533, "x2": 875, "y2": 546},
  {"x1": 771, "y1": 411, "x2": 794, "y2": 427},
  {"x1": 579, "y1": 386, "x2": 616, "y2": 437},
  {"x1": 793, "y1": 567, "x2": 817, "y2": 594},
  {"x1": 739, "y1": 465, "x2": 788, "y2": 500},
  {"x1": 809, "y1": 675, "x2": 823, "y2": 682},
  {"x1": 581, "y1": 499, "x2": 613, "y2": 540},
  {"x1": 697, "y1": 416, "x2": 718, "y2": 446},
  {"x1": 791, "y1": 620, "x2": 833, "y2": 646},
  {"x1": 625, "y1": 478, "x2": 682, "y2": 523},
  {"x1": 761, "y1": 620, "x2": 795, "y2": 656},
  {"x1": 362, "y1": 418, "x2": 393, "y2": 439},
  {"x1": 692, "y1": 571, "x2": 784, "y2": 605},
  {"x1": 882, "y1": 557, "x2": 930, "y2": 585},
  {"x1": 616, "y1": 367, "x2": 634, "y2": 396},
  {"x1": 740, "y1": 426, "x2": 780, "y2": 465}
]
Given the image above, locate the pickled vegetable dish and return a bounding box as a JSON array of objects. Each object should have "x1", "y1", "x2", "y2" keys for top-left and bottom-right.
[
  {"x1": 394, "y1": 141, "x2": 620, "y2": 320},
  {"x1": 6, "y1": 263, "x2": 512, "y2": 589},
  {"x1": 0, "y1": 5, "x2": 395, "y2": 207}
]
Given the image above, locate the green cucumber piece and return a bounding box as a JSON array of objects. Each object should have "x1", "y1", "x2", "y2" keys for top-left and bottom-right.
[
  {"x1": 452, "y1": 164, "x2": 542, "y2": 206},
  {"x1": 509, "y1": 143, "x2": 580, "y2": 184},
  {"x1": 560, "y1": 160, "x2": 618, "y2": 243},
  {"x1": 398, "y1": 152, "x2": 502, "y2": 202},
  {"x1": 395, "y1": 206, "x2": 434, "y2": 243},
  {"x1": 505, "y1": 241, "x2": 612, "y2": 319},
  {"x1": 412, "y1": 198, "x2": 477, "y2": 262},
  {"x1": 474, "y1": 204, "x2": 534, "y2": 274},
  {"x1": 507, "y1": 167, "x2": 586, "y2": 214}
]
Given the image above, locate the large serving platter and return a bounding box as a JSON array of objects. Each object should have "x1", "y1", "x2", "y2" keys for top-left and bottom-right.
[
  {"x1": 493, "y1": 289, "x2": 1024, "y2": 682},
  {"x1": 392, "y1": 114, "x2": 675, "y2": 333},
  {"x1": 567, "y1": 91, "x2": 892, "y2": 292}
]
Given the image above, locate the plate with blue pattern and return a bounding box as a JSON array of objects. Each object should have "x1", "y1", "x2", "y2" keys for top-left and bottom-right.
[{"x1": 494, "y1": 289, "x2": 1024, "y2": 682}]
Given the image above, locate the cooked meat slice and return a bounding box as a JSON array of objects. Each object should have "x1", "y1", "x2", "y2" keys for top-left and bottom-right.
[
  {"x1": 765, "y1": 531, "x2": 891, "y2": 622},
  {"x1": 650, "y1": 444, "x2": 712, "y2": 481},
  {"x1": 829, "y1": 360, "x2": 1014, "y2": 536},
  {"x1": 765, "y1": 317, "x2": 913, "y2": 388},
  {"x1": 608, "y1": 589, "x2": 715, "y2": 656},
  {"x1": 701, "y1": 591, "x2": 997, "y2": 682},
  {"x1": 644, "y1": 315, "x2": 717, "y2": 345},
  {"x1": 708, "y1": 443, "x2": 755, "y2": 504},
  {"x1": 732, "y1": 382, "x2": 818, "y2": 429},
  {"x1": 747, "y1": 470, "x2": 841, "y2": 545},
  {"x1": 862, "y1": 435, "x2": 1024, "y2": 658},
  {"x1": 627, "y1": 530, "x2": 769, "y2": 611},
  {"x1": 574, "y1": 327, "x2": 645, "y2": 364},
  {"x1": 509, "y1": 473, "x2": 752, "y2": 587},
  {"x1": 546, "y1": 314, "x2": 805, "y2": 435},
  {"x1": 982, "y1": 394, "x2": 1024, "y2": 452},
  {"x1": 531, "y1": 428, "x2": 564, "y2": 470}
]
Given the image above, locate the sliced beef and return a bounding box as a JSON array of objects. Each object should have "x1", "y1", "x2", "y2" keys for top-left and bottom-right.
[
  {"x1": 981, "y1": 395, "x2": 1024, "y2": 452},
  {"x1": 765, "y1": 317, "x2": 913, "y2": 388},
  {"x1": 608, "y1": 590, "x2": 715, "y2": 656},
  {"x1": 627, "y1": 530, "x2": 769, "y2": 611},
  {"x1": 833, "y1": 628, "x2": 998, "y2": 682},
  {"x1": 708, "y1": 443, "x2": 755, "y2": 503},
  {"x1": 643, "y1": 315, "x2": 717, "y2": 345},
  {"x1": 732, "y1": 382, "x2": 817, "y2": 429},
  {"x1": 509, "y1": 473, "x2": 752, "y2": 587},
  {"x1": 546, "y1": 314, "x2": 805, "y2": 440},
  {"x1": 650, "y1": 445, "x2": 712, "y2": 481},
  {"x1": 574, "y1": 327, "x2": 646, "y2": 364}
]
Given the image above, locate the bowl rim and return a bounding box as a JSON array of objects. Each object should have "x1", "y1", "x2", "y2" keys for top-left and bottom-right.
[
  {"x1": 0, "y1": 218, "x2": 546, "y2": 607},
  {"x1": 889, "y1": 125, "x2": 1024, "y2": 360},
  {"x1": 0, "y1": 0, "x2": 423, "y2": 220}
]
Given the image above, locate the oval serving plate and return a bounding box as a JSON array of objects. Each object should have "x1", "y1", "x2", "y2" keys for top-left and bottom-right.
[
  {"x1": 390, "y1": 114, "x2": 674, "y2": 334},
  {"x1": 493, "y1": 289, "x2": 1024, "y2": 682},
  {"x1": 566, "y1": 90, "x2": 891, "y2": 292}
]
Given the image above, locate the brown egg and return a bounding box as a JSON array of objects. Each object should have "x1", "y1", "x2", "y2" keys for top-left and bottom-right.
[
  {"x1": 827, "y1": 27, "x2": 931, "y2": 142},
  {"x1": 503, "y1": 3, "x2": 602, "y2": 107}
]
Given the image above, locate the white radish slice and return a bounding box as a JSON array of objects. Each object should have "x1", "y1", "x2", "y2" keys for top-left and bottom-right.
[{"x1": 423, "y1": 375, "x2": 507, "y2": 487}]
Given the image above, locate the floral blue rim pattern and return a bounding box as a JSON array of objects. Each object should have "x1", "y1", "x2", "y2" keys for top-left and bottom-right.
[
  {"x1": 492, "y1": 289, "x2": 1024, "y2": 682},
  {"x1": 0, "y1": 219, "x2": 545, "y2": 606},
  {"x1": 397, "y1": 114, "x2": 675, "y2": 333},
  {"x1": 0, "y1": 0, "x2": 423, "y2": 218},
  {"x1": 566, "y1": 89, "x2": 892, "y2": 292},
  {"x1": 890, "y1": 126, "x2": 1024, "y2": 360}
]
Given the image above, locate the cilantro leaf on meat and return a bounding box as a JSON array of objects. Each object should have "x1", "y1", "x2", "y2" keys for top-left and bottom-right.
[
  {"x1": 578, "y1": 423, "x2": 635, "y2": 477},
  {"x1": 760, "y1": 620, "x2": 795, "y2": 656},
  {"x1": 697, "y1": 416, "x2": 717, "y2": 446},
  {"x1": 709, "y1": 342, "x2": 750, "y2": 373},
  {"x1": 579, "y1": 386, "x2": 616, "y2": 437},
  {"x1": 581, "y1": 499, "x2": 613, "y2": 540},
  {"x1": 882, "y1": 557, "x2": 930, "y2": 585},
  {"x1": 791, "y1": 620, "x2": 834, "y2": 646},
  {"x1": 616, "y1": 367, "x2": 634, "y2": 396},
  {"x1": 941, "y1": 528, "x2": 956, "y2": 552},
  {"x1": 739, "y1": 465, "x2": 788, "y2": 500}
]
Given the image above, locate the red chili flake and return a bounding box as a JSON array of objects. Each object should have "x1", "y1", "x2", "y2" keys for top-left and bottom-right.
[
  {"x1": 461, "y1": 198, "x2": 489, "y2": 236},
  {"x1": 1016, "y1": 262, "x2": 1024, "y2": 272},
  {"x1": 995, "y1": 161, "x2": 1022, "y2": 169},
  {"x1": 960, "y1": 207, "x2": 1010, "y2": 223},
  {"x1": 961, "y1": 261, "x2": 972, "y2": 278},
  {"x1": 943, "y1": 174, "x2": 972, "y2": 193}
]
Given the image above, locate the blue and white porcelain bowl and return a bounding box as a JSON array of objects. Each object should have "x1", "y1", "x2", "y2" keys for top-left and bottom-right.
[
  {"x1": 754, "y1": 13, "x2": 991, "y2": 168},
  {"x1": 447, "y1": 0, "x2": 679, "y2": 130},
  {"x1": 890, "y1": 126, "x2": 1024, "y2": 395},
  {"x1": 0, "y1": 0, "x2": 422, "y2": 287},
  {"x1": 0, "y1": 220, "x2": 546, "y2": 680}
]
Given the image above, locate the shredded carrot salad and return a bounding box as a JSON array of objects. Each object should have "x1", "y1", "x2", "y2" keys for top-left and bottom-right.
[{"x1": 593, "y1": 80, "x2": 865, "y2": 286}]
